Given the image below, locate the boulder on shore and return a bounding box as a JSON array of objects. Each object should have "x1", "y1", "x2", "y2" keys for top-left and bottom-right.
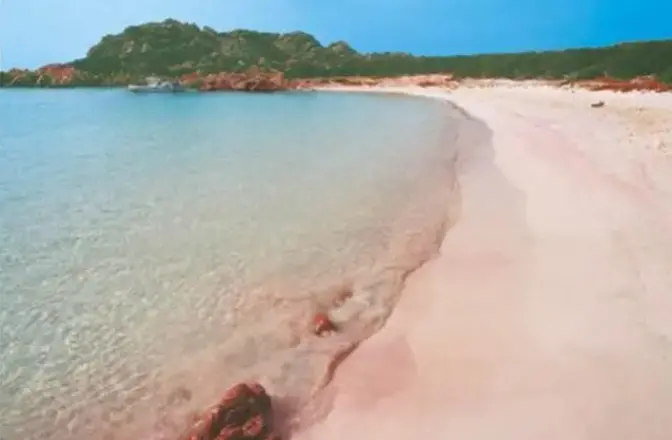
[{"x1": 179, "y1": 383, "x2": 279, "y2": 440}]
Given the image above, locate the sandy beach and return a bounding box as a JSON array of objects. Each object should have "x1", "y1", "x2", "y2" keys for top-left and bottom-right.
[{"x1": 295, "y1": 83, "x2": 672, "y2": 439}]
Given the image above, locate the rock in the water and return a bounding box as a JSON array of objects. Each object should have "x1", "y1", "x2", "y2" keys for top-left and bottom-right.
[
  {"x1": 312, "y1": 312, "x2": 336, "y2": 336},
  {"x1": 180, "y1": 383, "x2": 278, "y2": 440}
]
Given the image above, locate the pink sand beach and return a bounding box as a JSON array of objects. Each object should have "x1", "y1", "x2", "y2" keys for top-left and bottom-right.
[{"x1": 295, "y1": 83, "x2": 672, "y2": 440}]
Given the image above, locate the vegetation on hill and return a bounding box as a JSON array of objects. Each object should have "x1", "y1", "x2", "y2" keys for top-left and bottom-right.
[
  {"x1": 1, "y1": 19, "x2": 671, "y2": 87},
  {"x1": 67, "y1": 20, "x2": 370, "y2": 80}
]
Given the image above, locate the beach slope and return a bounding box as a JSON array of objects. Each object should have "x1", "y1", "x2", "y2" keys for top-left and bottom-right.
[{"x1": 297, "y1": 84, "x2": 672, "y2": 440}]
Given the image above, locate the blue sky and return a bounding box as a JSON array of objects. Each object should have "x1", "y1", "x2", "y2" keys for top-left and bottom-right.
[{"x1": 1, "y1": 0, "x2": 671, "y2": 69}]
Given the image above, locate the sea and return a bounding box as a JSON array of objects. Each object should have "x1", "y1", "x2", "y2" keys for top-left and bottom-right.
[{"x1": 0, "y1": 89, "x2": 462, "y2": 440}]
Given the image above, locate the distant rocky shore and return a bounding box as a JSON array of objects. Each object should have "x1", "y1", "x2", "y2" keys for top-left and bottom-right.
[
  {"x1": 179, "y1": 68, "x2": 291, "y2": 92},
  {"x1": 0, "y1": 65, "x2": 459, "y2": 92},
  {"x1": 1, "y1": 64, "x2": 671, "y2": 93}
]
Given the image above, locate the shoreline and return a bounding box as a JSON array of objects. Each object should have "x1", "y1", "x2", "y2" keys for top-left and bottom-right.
[
  {"x1": 3, "y1": 83, "x2": 672, "y2": 439},
  {"x1": 292, "y1": 83, "x2": 672, "y2": 439},
  {"x1": 3, "y1": 75, "x2": 672, "y2": 94}
]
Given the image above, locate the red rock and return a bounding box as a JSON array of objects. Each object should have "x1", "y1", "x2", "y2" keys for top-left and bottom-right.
[
  {"x1": 37, "y1": 64, "x2": 77, "y2": 84},
  {"x1": 187, "y1": 68, "x2": 291, "y2": 92},
  {"x1": 180, "y1": 382, "x2": 277, "y2": 440},
  {"x1": 313, "y1": 312, "x2": 336, "y2": 336},
  {"x1": 215, "y1": 426, "x2": 243, "y2": 440},
  {"x1": 242, "y1": 414, "x2": 264, "y2": 437},
  {"x1": 180, "y1": 72, "x2": 202, "y2": 84}
]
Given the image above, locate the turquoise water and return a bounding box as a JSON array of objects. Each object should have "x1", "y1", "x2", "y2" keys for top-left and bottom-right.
[{"x1": 0, "y1": 89, "x2": 459, "y2": 440}]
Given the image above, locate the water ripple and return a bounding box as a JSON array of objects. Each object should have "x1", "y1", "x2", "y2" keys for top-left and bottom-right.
[{"x1": 0, "y1": 90, "x2": 461, "y2": 440}]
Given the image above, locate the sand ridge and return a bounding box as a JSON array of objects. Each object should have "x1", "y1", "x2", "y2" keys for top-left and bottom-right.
[{"x1": 296, "y1": 84, "x2": 672, "y2": 440}]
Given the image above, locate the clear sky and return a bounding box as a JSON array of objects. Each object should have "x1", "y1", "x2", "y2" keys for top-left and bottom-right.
[{"x1": 1, "y1": 0, "x2": 671, "y2": 69}]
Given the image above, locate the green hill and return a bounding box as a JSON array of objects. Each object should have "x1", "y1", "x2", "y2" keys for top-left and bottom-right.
[
  {"x1": 68, "y1": 19, "x2": 672, "y2": 82},
  {"x1": 69, "y1": 19, "x2": 363, "y2": 79},
  {"x1": 3, "y1": 19, "x2": 672, "y2": 86}
]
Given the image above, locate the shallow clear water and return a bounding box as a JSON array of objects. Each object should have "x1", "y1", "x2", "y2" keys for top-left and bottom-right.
[{"x1": 0, "y1": 89, "x2": 460, "y2": 440}]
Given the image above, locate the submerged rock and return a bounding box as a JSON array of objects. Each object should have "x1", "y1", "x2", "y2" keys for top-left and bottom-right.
[
  {"x1": 312, "y1": 312, "x2": 337, "y2": 336},
  {"x1": 180, "y1": 382, "x2": 278, "y2": 440}
]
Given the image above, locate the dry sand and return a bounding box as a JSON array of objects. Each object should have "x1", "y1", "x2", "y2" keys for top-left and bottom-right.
[{"x1": 296, "y1": 83, "x2": 672, "y2": 440}]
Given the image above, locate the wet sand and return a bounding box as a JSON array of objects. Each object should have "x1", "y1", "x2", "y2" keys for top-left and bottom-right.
[{"x1": 296, "y1": 84, "x2": 672, "y2": 439}]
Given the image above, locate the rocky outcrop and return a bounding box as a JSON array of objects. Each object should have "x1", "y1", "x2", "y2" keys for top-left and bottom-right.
[
  {"x1": 1, "y1": 66, "x2": 121, "y2": 87},
  {"x1": 181, "y1": 68, "x2": 293, "y2": 92},
  {"x1": 179, "y1": 383, "x2": 279, "y2": 440},
  {"x1": 37, "y1": 64, "x2": 77, "y2": 84}
]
